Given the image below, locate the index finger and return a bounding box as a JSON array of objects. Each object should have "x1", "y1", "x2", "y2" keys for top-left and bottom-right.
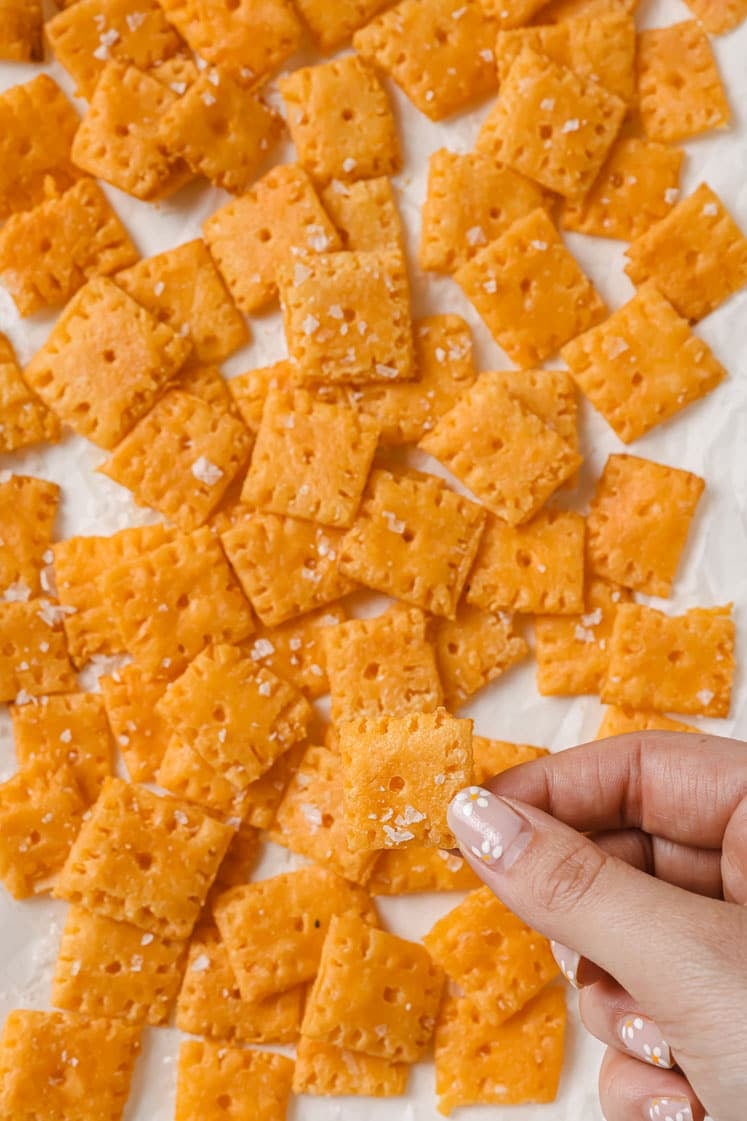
[{"x1": 485, "y1": 731, "x2": 747, "y2": 849}]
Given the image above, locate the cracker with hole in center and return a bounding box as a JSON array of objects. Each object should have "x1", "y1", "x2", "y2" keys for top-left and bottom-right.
[
  {"x1": 175, "y1": 1040, "x2": 294, "y2": 1121},
  {"x1": 535, "y1": 578, "x2": 632, "y2": 695},
  {"x1": 321, "y1": 176, "x2": 404, "y2": 252},
  {"x1": 156, "y1": 736, "x2": 253, "y2": 822},
  {"x1": 11, "y1": 692, "x2": 114, "y2": 804},
  {"x1": 432, "y1": 605, "x2": 529, "y2": 709},
  {"x1": 636, "y1": 20, "x2": 730, "y2": 143},
  {"x1": 246, "y1": 605, "x2": 347, "y2": 700}
]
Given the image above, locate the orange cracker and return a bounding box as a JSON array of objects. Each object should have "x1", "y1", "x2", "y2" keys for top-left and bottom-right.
[
  {"x1": 418, "y1": 149, "x2": 547, "y2": 275},
  {"x1": 339, "y1": 708, "x2": 473, "y2": 851},
  {"x1": 530, "y1": 0, "x2": 638, "y2": 21},
  {"x1": 176, "y1": 926, "x2": 304, "y2": 1045},
  {"x1": 278, "y1": 248, "x2": 414, "y2": 385},
  {"x1": 424, "y1": 886, "x2": 559, "y2": 1026},
  {"x1": 213, "y1": 866, "x2": 378, "y2": 1002},
  {"x1": 472, "y1": 736, "x2": 549, "y2": 785},
  {"x1": 293, "y1": 0, "x2": 394, "y2": 51},
  {"x1": 0, "y1": 474, "x2": 59, "y2": 599},
  {"x1": 228, "y1": 361, "x2": 290, "y2": 435},
  {"x1": 467, "y1": 510, "x2": 585, "y2": 614},
  {"x1": 0, "y1": 333, "x2": 61, "y2": 453},
  {"x1": 489, "y1": 368, "x2": 579, "y2": 484},
  {"x1": 636, "y1": 21, "x2": 730, "y2": 143},
  {"x1": 482, "y1": 0, "x2": 553, "y2": 22},
  {"x1": 242, "y1": 387, "x2": 379, "y2": 527},
  {"x1": 454, "y1": 209, "x2": 606, "y2": 367},
  {"x1": 587, "y1": 453, "x2": 705, "y2": 596},
  {"x1": 25, "y1": 277, "x2": 191, "y2": 449},
  {"x1": 101, "y1": 525, "x2": 254, "y2": 678},
  {"x1": 0, "y1": 1009, "x2": 141, "y2": 1121},
  {"x1": 99, "y1": 390, "x2": 253, "y2": 532},
  {"x1": 241, "y1": 743, "x2": 306, "y2": 830},
  {"x1": 367, "y1": 847, "x2": 480, "y2": 895},
  {"x1": 203, "y1": 163, "x2": 341, "y2": 314},
  {"x1": 0, "y1": 762, "x2": 86, "y2": 900},
  {"x1": 55, "y1": 776, "x2": 234, "y2": 938},
  {"x1": 11, "y1": 692, "x2": 113, "y2": 803},
  {"x1": 221, "y1": 508, "x2": 353, "y2": 627},
  {"x1": 682, "y1": 0, "x2": 747, "y2": 32},
  {"x1": 320, "y1": 176, "x2": 404, "y2": 253},
  {"x1": 562, "y1": 137, "x2": 684, "y2": 241},
  {"x1": 212, "y1": 824, "x2": 261, "y2": 891},
  {"x1": 432, "y1": 604, "x2": 529, "y2": 709},
  {"x1": 536, "y1": 578, "x2": 632, "y2": 695},
  {"x1": 353, "y1": 0, "x2": 499, "y2": 122},
  {"x1": 177, "y1": 363, "x2": 242, "y2": 416},
  {"x1": 99, "y1": 663, "x2": 170, "y2": 782},
  {"x1": 338, "y1": 469, "x2": 486, "y2": 618},
  {"x1": 421, "y1": 371, "x2": 582, "y2": 522},
  {"x1": 596, "y1": 705, "x2": 699, "y2": 739},
  {"x1": 294, "y1": 1035, "x2": 409, "y2": 1097},
  {"x1": 247, "y1": 605, "x2": 347, "y2": 700},
  {"x1": 157, "y1": 642, "x2": 312, "y2": 789},
  {"x1": 269, "y1": 745, "x2": 377, "y2": 885},
  {"x1": 561, "y1": 281, "x2": 726, "y2": 444},
  {"x1": 0, "y1": 74, "x2": 81, "y2": 221},
  {"x1": 148, "y1": 51, "x2": 201, "y2": 92},
  {"x1": 52, "y1": 905, "x2": 187, "y2": 1025},
  {"x1": 602, "y1": 603, "x2": 735, "y2": 718},
  {"x1": 323, "y1": 605, "x2": 442, "y2": 724},
  {"x1": 302, "y1": 912, "x2": 444, "y2": 1061},
  {"x1": 476, "y1": 47, "x2": 625, "y2": 199},
  {"x1": 0, "y1": 600, "x2": 76, "y2": 703},
  {"x1": 0, "y1": 0, "x2": 42, "y2": 60},
  {"x1": 435, "y1": 986, "x2": 566, "y2": 1114},
  {"x1": 280, "y1": 54, "x2": 401, "y2": 185},
  {"x1": 156, "y1": 736, "x2": 251, "y2": 821},
  {"x1": 114, "y1": 238, "x2": 249, "y2": 364},
  {"x1": 624, "y1": 183, "x2": 747, "y2": 324},
  {"x1": 174, "y1": 1039, "x2": 294, "y2": 1121},
  {"x1": 0, "y1": 179, "x2": 138, "y2": 318}
]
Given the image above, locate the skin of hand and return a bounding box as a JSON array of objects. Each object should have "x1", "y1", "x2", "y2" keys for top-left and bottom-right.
[{"x1": 446, "y1": 732, "x2": 747, "y2": 1121}]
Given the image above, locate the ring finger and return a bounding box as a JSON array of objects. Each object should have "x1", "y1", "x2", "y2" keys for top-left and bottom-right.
[{"x1": 579, "y1": 976, "x2": 676, "y2": 1070}]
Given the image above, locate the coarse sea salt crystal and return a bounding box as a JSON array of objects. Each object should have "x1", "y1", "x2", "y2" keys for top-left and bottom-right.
[
  {"x1": 395, "y1": 804, "x2": 426, "y2": 826},
  {"x1": 383, "y1": 825, "x2": 415, "y2": 844},
  {"x1": 383, "y1": 510, "x2": 406, "y2": 534},
  {"x1": 702, "y1": 202, "x2": 718, "y2": 216},
  {"x1": 2, "y1": 580, "x2": 31, "y2": 602},
  {"x1": 302, "y1": 314, "x2": 320, "y2": 336},
  {"x1": 251, "y1": 638, "x2": 275, "y2": 660},
  {"x1": 466, "y1": 225, "x2": 486, "y2": 246},
  {"x1": 664, "y1": 187, "x2": 679, "y2": 205},
  {"x1": 191, "y1": 953, "x2": 211, "y2": 972},
  {"x1": 540, "y1": 97, "x2": 555, "y2": 111},
  {"x1": 191, "y1": 457, "x2": 223, "y2": 486},
  {"x1": 561, "y1": 118, "x2": 580, "y2": 133},
  {"x1": 301, "y1": 803, "x2": 323, "y2": 828},
  {"x1": 697, "y1": 688, "x2": 714, "y2": 706}
]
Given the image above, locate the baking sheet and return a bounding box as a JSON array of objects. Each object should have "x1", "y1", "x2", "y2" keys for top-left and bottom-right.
[{"x1": 1, "y1": 1, "x2": 746, "y2": 1116}]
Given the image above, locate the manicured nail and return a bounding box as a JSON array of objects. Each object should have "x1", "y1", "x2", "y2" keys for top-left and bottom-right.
[
  {"x1": 447, "y1": 786, "x2": 531, "y2": 869},
  {"x1": 619, "y1": 1015, "x2": 673, "y2": 1068},
  {"x1": 551, "y1": 941, "x2": 581, "y2": 989},
  {"x1": 646, "y1": 1097, "x2": 693, "y2": 1121}
]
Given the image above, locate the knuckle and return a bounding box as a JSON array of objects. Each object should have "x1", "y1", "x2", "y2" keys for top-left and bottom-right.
[{"x1": 531, "y1": 839, "x2": 609, "y2": 915}]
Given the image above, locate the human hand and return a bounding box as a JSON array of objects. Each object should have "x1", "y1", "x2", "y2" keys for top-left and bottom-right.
[{"x1": 447, "y1": 732, "x2": 747, "y2": 1121}]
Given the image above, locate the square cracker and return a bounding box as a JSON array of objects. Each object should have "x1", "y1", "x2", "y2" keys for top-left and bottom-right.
[
  {"x1": 339, "y1": 469, "x2": 486, "y2": 618},
  {"x1": 0, "y1": 600, "x2": 76, "y2": 703},
  {"x1": 0, "y1": 0, "x2": 42, "y2": 61},
  {"x1": 435, "y1": 987, "x2": 566, "y2": 1114},
  {"x1": 424, "y1": 887, "x2": 558, "y2": 1026},
  {"x1": 561, "y1": 281, "x2": 726, "y2": 444},
  {"x1": 302, "y1": 913, "x2": 444, "y2": 1062},
  {"x1": 353, "y1": 0, "x2": 499, "y2": 122},
  {"x1": 454, "y1": 209, "x2": 606, "y2": 367},
  {"x1": 279, "y1": 248, "x2": 414, "y2": 385},
  {"x1": 228, "y1": 361, "x2": 290, "y2": 435},
  {"x1": 0, "y1": 1009, "x2": 141, "y2": 1121},
  {"x1": 294, "y1": 1036, "x2": 408, "y2": 1097},
  {"x1": 682, "y1": 0, "x2": 747, "y2": 32},
  {"x1": 562, "y1": 137, "x2": 684, "y2": 241},
  {"x1": 636, "y1": 21, "x2": 730, "y2": 143},
  {"x1": 467, "y1": 510, "x2": 586, "y2": 615},
  {"x1": 221, "y1": 508, "x2": 353, "y2": 627},
  {"x1": 418, "y1": 149, "x2": 547, "y2": 275},
  {"x1": 279, "y1": 55, "x2": 401, "y2": 185},
  {"x1": 246, "y1": 605, "x2": 347, "y2": 700},
  {"x1": 213, "y1": 867, "x2": 378, "y2": 1002},
  {"x1": 176, "y1": 926, "x2": 304, "y2": 1045},
  {"x1": 99, "y1": 390, "x2": 253, "y2": 533},
  {"x1": 156, "y1": 736, "x2": 252, "y2": 821},
  {"x1": 0, "y1": 75, "x2": 81, "y2": 222},
  {"x1": 203, "y1": 163, "x2": 341, "y2": 314},
  {"x1": 0, "y1": 179, "x2": 139, "y2": 318},
  {"x1": 587, "y1": 453, "x2": 705, "y2": 596},
  {"x1": 175, "y1": 1039, "x2": 294, "y2": 1121},
  {"x1": 0, "y1": 474, "x2": 59, "y2": 598},
  {"x1": 11, "y1": 692, "x2": 114, "y2": 804},
  {"x1": 624, "y1": 183, "x2": 747, "y2": 324},
  {"x1": 432, "y1": 605, "x2": 529, "y2": 709},
  {"x1": 367, "y1": 847, "x2": 480, "y2": 896},
  {"x1": 420, "y1": 371, "x2": 582, "y2": 522},
  {"x1": 24, "y1": 277, "x2": 191, "y2": 449},
  {"x1": 55, "y1": 776, "x2": 234, "y2": 938},
  {"x1": 269, "y1": 744, "x2": 377, "y2": 885},
  {"x1": 320, "y1": 177, "x2": 404, "y2": 253},
  {"x1": 535, "y1": 578, "x2": 633, "y2": 695},
  {"x1": 242, "y1": 387, "x2": 379, "y2": 527},
  {"x1": 596, "y1": 705, "x2": 699, "y2": 739},
  {"x1": 114, "y1": 239, "x2": 249, "y2": 364},
  {"x1": 0, "y1": 333, "x2": 61, "y2": 453},
  {"x1": 486, "y1": 368, "x2": 579, "y2": 482},
  {"x1": 323, "y1": 604, "x2": 442, "y2": 724},
  {"x1": 293, "y1": 0, "x2": 394, "y2": 51},
  {"x1": 472, "y1": 737, "x2": 549, "y2": 786},
  {"x1": 157, "y1": 643, "x2": 312, "y2": 789},
  {"x1": 100, "y1": 664, "x2": 170, "y2": 783},
  {"x1": 339, "y1": 708, "x2": 473, "y2": 851},
  {"x1": 101, "y1": 526, "x2": 254, "y2": 678},
  {"x1": 52, "y1": 905, "x2": 187, "y2": 1026},
  {"x1": 0, "y1": 762, "x2": 86, "y2": 900},
  {"x1": 476, "y1": 47, "x2": 625, "y2": 200},
  {"x1": 602, "y1": 603, "x2": 735, "y2": 718}
]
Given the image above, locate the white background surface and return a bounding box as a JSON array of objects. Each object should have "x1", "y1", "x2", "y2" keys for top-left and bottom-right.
[{"x1": 1, "y1": 1, "x2": 746, "y2": 1117}]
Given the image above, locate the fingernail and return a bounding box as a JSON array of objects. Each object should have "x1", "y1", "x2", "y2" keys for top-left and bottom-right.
[
  {"x1": 645, "y1": 1097, "x2": 693, "y2": 1121},
  {"x1": 551, "y1": 940, "x2": 581, "y2": 989},
  {"x1": 447, "y1": 786, "x2": 531, "y2": 869},
  {"x1": 619, "y1": 1015, "x2": 673, "y2": 1068}
]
